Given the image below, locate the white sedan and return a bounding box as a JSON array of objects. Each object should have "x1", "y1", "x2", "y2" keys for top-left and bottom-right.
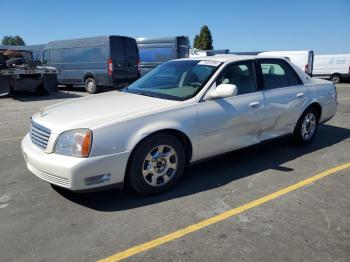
[{"x1": 21, "y1": 55, "x2": 337, "y2": 195}]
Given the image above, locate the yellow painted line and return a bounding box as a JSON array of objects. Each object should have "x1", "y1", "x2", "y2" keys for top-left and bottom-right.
[
  {"x1": 98, "y1": 162, "x2": 350, "y2": 262},
  {"x1": 0, "y1": 136, "x2": 22, "y2": 142}
]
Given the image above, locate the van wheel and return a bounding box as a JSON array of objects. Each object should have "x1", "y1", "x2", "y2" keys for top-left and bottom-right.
[
  {"x1": 292, "y1": 107, "x2": 319, "y2": 145},
  {"x1": 128, "y1": 134, "x2": 186, "y2": 196},
  {"x1": 84, "y1": 78, "x2": 99, "y2": 94},
  {"x1": 330, "y1": 74, "x2": 341, "y2": 83}
]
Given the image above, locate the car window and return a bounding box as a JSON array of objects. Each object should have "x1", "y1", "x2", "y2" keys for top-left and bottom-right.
[
  {"x1": 42, "y1": 50, "x2": 49, "y2": 64},
  {"x1": 126, "y1": 60, "x2": 220, "y2": 101},
  {"x1": 216, "y1": 61, "x2": 257, "y2": 95},
  {"x1": 139, "y1": 47, "x2": 176, "y2": 63},
  {"x1": 260, "y1": 59, "x2": 302, "y2": 89},
  {"x1": 49, "y1": 46, "x2": 106, "y2": 63}
]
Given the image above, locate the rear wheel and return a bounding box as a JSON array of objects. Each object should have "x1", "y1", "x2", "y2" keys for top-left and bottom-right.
[
  {"x1": 292, "y1": 107, "x2": 319, "y2": 145},
  {"x1": 84, "y1": 78, "x2": 99, "y2": 94},
  {"x1": 330, "y1": 74, "x2": 341, "y2": 83},
  {"x1": 128, "y1": 134, "x2": 185, "y2": 196}
]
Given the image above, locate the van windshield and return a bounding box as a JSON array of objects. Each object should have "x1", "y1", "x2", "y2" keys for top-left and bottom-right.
[{"x1": 124, "y1": 60, "x2": 221, "y2": 101}]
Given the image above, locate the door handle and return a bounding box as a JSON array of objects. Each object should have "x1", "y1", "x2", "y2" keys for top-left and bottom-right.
[
  {"x1": 297, "y1": 93, "x2": 304, "y2": 98},
  {"x1": 249, "y1": 101, "x2": 260, "y2": 108}
]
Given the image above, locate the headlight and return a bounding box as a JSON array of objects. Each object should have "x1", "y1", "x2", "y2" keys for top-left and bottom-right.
[{"x1": 54, "y1": 129, "x2": 92, "y2": 157}]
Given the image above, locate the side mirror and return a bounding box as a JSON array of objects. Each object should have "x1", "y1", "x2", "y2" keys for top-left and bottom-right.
[{"x1": 206, "y1": 84, "x2": 238, "y2": 100}]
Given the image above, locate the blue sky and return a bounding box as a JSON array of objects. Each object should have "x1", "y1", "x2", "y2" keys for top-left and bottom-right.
[{"x1": 1, "y1": 0, "x2": 349, "y2": 54}]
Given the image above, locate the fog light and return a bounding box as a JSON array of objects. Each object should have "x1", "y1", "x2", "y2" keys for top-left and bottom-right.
[{"x1": 85, "y1": 174, "x2": 111, "y2": 186}]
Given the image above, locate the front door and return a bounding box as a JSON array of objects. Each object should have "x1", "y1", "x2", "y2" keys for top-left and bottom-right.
[{"x1": 197, "y1": 60, "x2": 264, "y2": 159}]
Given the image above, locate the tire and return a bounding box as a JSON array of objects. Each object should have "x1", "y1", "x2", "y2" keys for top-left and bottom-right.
[
  {"x1": 330, "y1": 74, "x2": 341, "y2": 83},
  {"x1": 128, "y1": 134, "x2": 186, "y2": 196},
  {"x1": 292, "y1": 107, "x2": 319, "y2": 145},
  {"x1": 84, "y1": 77, "x2": 99, "y2": 94}
]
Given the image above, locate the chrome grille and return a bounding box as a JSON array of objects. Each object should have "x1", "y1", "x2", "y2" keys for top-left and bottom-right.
[{"x1": 30, "y1": 119, "x2": 51, "y2": 150}]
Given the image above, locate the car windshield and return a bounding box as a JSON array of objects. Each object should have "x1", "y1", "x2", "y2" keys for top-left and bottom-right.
[{"x1": 124, "y1": 60, "x2": 221, "y2": 101}]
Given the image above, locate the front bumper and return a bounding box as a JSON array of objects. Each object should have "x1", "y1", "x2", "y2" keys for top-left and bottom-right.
[{"x1": 21, "y1": 134, "x2": 130, "y2": 191}]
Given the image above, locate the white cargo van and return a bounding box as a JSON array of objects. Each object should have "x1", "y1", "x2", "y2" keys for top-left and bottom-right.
[
  {"x1": 257, "y1": 50, "x2": 314, "y2": 76},
  {"x1": 313, "y1": 54, "x2": 350, "y2": 83}
]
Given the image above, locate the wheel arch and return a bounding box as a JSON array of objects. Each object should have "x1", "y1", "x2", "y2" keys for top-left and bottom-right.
[
  {"x1": 128, "y1": 128, "x2": 193, "y2": 165},
  {"x1": 299, "y1": 102, "x2": 322, "y2": 123},
  {"x1": 83, "y1": 72, "x2": 96, "y2": 82},
  {"x1": 123, "y1": 128, "x2": 193, "y2": 184}
]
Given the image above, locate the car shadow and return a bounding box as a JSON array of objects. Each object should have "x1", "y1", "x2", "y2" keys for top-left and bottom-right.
[{"x1": 53, "y1": 124, "x2": 350, "y2": 212}]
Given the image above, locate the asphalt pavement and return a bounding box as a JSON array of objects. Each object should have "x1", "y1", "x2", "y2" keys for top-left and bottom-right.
[{"x1": 0, "y1": 84, "x2": 349, "y2": 262}]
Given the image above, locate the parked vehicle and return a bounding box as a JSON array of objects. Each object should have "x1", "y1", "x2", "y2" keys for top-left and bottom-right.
[
  {"x1": 257, "y1": 50, "x2": 314, "y2": 76},
  {"x1": 22, "y1": 55, "x2": 337, "y2": 195},
  {"x1": 313, "y1": 54, "x2": 350, "y2": 83},
  {"x1": 41, "y1": 36, "x2": 140, "y2": 93},
  {"x1": 0, "y1": 49, "x2": 58, "y2": 96},
  {"x1": 136, "y1": 36, "x2": 189, "y2": 76},
  {"x1": 189, "y1": 49, "x2": 229, "y2": 57},
  {"x1": 0, "y1": 44, "x2": 45, "y2": 61}
]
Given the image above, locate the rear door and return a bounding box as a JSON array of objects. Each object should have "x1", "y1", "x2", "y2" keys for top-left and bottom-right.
[
  {"x1": 258, "y1": 58, "x2": 308, "y2": 140},
  {"x1": 124, "y1": 38, "x2": 139, "y2": 83},
  {"x1": 110, "y1": 37, "x2": 127, "y2": 85}
]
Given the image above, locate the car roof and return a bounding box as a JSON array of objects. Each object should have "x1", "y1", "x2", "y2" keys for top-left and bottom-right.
[{"x1": 177, "y1": 54, "x2": 281, "y2": 63}]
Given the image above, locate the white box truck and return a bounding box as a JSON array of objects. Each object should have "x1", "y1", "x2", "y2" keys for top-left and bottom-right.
[
  {"x1": 257, "y1": 50, "x2": 314, "y2": 76},
  {"x1": 313, "y1": 54, "x2": 350, "y2": 83}
]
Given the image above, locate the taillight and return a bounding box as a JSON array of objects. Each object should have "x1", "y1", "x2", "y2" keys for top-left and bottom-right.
[
  {"x1": 348, "y1": 66, "x2": 350, "y2": 74},
  {"x1": 304, "y1": 64, "x2": 309, "y2": 73},
  {"x1": 108, "y1": 59, "x2": 113, "y2": 76}
]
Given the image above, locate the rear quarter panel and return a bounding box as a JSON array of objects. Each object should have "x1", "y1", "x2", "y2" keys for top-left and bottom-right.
[{"x1": 306, "y1": 82, "x2": 337, "y2": 122}]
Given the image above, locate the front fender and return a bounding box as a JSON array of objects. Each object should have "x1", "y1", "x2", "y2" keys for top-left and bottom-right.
[{"x1": 89, "y1": 104, "x2": 199, "y2": 161}]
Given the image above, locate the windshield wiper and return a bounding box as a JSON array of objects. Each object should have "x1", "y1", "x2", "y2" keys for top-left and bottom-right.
[{"x1": 134, "y1": 91, "x2": 157, "y2": 98}]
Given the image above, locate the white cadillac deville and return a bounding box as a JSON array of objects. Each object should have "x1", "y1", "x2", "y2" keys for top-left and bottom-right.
[{"x1": 21, "y1": 55, "x2": 337, "y2": 195}]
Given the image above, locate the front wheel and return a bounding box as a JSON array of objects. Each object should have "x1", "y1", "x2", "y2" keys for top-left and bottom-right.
[
  {"x1": 292, "y1": 107, "x2": 319, "y2": 145},
  {"x1": 128, "y1": 134, "x2": 185, "y2": 196}
]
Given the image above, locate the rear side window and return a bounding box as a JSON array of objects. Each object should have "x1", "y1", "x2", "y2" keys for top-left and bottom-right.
[
  {"x1": 216, "y1": 61, "x2": 257, "y2": 95},
  {"x1": 139, "y1": 47, "x2": 176, "y2": 63},
  {"x1": 259, "y1": 59, "x2": 302, "y2": 89},
  {"x1": 124, "y1": 38, "x2": 138, "y2": 67},
  {"x1": 49, "y1": 46, "x2": 106, "y2": 63}
]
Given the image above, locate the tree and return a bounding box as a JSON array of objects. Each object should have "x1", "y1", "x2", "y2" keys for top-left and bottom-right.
[
  {"x1": 193, "y1": 34, "x2": 200, "y2": 48},
  {"x1": 193, "y1": 25, "x2": 213, "y2": 50},
  {"x1": 1, "y1": 35, "x2": 26, "y2": 46}
]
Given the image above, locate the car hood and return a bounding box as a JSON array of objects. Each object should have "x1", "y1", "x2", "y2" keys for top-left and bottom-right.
[{"x1": 31, "y1": 91, "x2": 179, "y2": 134}]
